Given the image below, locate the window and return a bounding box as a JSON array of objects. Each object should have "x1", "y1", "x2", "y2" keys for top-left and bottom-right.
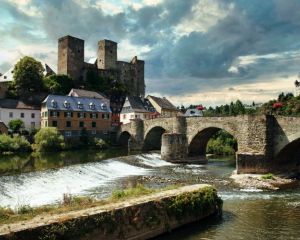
[
  {"x1": 65, "y1": 131, "x2": 72, "y2": 137},
  {"x1": 64, "y1": 112, "x2": 72, "y2": 118},
  {"x1": 101, "y1": 103, "x2": 107, "y2": 110},
  {"x1": 20, "y1": 113, "x2": 24, "y2": 118},
  {"x1": 91, "y1": 130, "x2": 96, "y2": 135},
  {"x1": 89, "y1": 102, "x2": 95, "y2": 110},
  {"x1": 66, "y1": 121, "x2": 71, "y2": 128},
  {"x1": 9, "y1": 112, "x2": 13, "y2": 118},
  {"x1": 31, "y1": 122, "x2": 35, "y2": 128},
  {"x1": 45, "y1": 120, "x2": 48, "y2": 127},
  {"x1": 92, "y1": 122, "x2": 96, "y2": 128},
  {"x1": 45, "y1": 111, "x2": 48, "y2": 117},
  {"x1": 78, "y1": 112, "x2": 84, "y2": 118},
  {"x1": 31, "y1": 113, "x2": 35, "y2": 118},
  {"x1": 123, "y1": 114, "x2": 126, "y2": 119},
  {"x1": 90, "y1": 113, "x2": 97, "y2": 119},
  {"x1": 64, "y1": 101, "x2": 70, "y2": 108},
  {"x1": 52, "y1": 121, "x2": 58, "y2": 127},
  {"x1": 77, "y1": 102, "x2": 83, "y2": 109},
  {"x1": 79, "y1": 121, "x2": 84, "y2": 128},
  {"x1": 51, "y1": 100, "x2": 57, "y2": 108},
  {"x1": 50, "y1": 111, "x2": 59, "y2": 117},
  {"x1": 102, "y1": 113, "x2": 109, "y2": 119}
]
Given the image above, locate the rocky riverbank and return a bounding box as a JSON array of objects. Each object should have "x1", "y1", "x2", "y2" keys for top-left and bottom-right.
[{"x1": 230, "y1": 171, "x2": 299, "y2": 190}]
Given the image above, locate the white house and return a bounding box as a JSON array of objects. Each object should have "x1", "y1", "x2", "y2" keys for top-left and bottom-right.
[
  {"x1": 120, "y1": 96, "x2": 157, "y2": 124},
  {"x1": 0, "y1": 99, "x2": 41, "y2": 130},
  {"x1": 184, "y1": 108, "x2": 204, "y2": 117}
]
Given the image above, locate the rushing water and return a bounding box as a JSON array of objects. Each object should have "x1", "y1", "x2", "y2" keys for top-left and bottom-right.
[{"x1": 0, "y1": 150, "x2": 300, "y2": 239}]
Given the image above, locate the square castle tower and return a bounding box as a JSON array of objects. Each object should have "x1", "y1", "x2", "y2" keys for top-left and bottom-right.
[{"x1": 58, "y1": 35, "x2": 145, "y2": 97}]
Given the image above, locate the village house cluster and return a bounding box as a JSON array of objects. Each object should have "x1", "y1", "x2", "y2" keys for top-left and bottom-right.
[{"x1": 0, "y1": 35, "x2": 180, "y2": 137}]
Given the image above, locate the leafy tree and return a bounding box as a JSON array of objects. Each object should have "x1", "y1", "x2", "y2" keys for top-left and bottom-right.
[
  {"x1": 12, "y1": 56, "x2": 44, "y2": 99},
  {"x1": 0, "y1": 134, "x2": 31, "y2": 152},
  {"x1": 43, "y1": 74, "x2": 74, "y2": 95},
  {"x1": 8, "y1": 119, "x2": 24, "y2": 133},
  {"x1": 34, "y1": 127, "x2": 65, "y2": 152}
]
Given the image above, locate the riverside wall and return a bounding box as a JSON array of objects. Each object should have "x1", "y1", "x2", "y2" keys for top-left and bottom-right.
[{"x1": 0, "y1": 184, "x2": 222, "y2": 240}]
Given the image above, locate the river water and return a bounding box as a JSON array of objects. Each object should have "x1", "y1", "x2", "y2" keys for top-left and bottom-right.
[{"x1": 0, "y1": 150, "x2": 299, "y2": 239}]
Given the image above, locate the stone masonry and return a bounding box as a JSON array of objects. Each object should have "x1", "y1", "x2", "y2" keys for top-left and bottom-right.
[
  {"x1": 58, "y1": 35, "x2": 145, "y2": 97},
  {"x1": 118, "y1": 115, "x2": 300, "y2": 174}
]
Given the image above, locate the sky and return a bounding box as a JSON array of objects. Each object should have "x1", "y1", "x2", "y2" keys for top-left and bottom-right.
[{"x1": 1, "y1": 0, "x2": 300, "y2": 107}]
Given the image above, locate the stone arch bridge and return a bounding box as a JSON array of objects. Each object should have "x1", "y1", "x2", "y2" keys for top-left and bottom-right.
[{"x1": 118, "y1": 115, "x2": 300, "y2": 174}]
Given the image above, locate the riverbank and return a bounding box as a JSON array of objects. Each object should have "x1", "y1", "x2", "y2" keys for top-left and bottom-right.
[
  {"x1": 0, "y1": 184, "x2": 222, "y2": 240},
  {"x1": 230, "y1": 171, "x2": 299, "y2": 190}
]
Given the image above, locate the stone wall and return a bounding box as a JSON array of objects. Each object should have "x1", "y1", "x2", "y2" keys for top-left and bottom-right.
[{"x1": 0, "y1": 185, "x2": 222, "y2": 240}]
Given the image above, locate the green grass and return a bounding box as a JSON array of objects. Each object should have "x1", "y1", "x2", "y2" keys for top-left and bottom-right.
[{"x1": 261, "y1": 173, "x2": 275, "y2": 180}]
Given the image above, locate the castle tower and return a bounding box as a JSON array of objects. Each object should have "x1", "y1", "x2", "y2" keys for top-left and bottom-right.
[
  {"x1": 58, "y1": 35, "x2": 84, "y2": 81},
  {"x1": 131, "y1": 56, "x2": 145, "y2": 97},
  {"x1": 97, "y1": 40, "x2": 117, "y2": 70}
]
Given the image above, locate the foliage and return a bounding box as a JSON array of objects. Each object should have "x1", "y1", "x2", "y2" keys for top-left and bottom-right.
[
  {"x1": 260, "y1": 92, "x2": 300, "y2": 116},
  {"x1": 92, "y1": 138, "x2": 108, "y2": 150},
  {"x1": 11, "y1": 56, "x2": 45, "y2": 100},
  {"x1": 34, "y1": 127, "x2": 65, "y2": 152},
  {"x1": 0, "y1": 134, "x2": 31, "y2": 153},
  {"x1": 111, "y1": 184, "x2": 155, "y2": 200},
  {"x1": 43, "y1": 74, "x2": 74, "y2": 95},
  {"x1": 261, "y1": 173, "x2": 275, "y2": 180},
  {"x1": 206, "y1": 130, "x2": 237, "y2": 155},
  {"x1": 8, "y1": 119, "x2": 24, "y2": 133},
  {"x1": 204, "y1": 100, "x2": 249, "y2": 116}
]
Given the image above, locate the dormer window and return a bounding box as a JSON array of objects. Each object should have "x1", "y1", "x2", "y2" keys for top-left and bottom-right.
[
  {"x1": 77, "y1": 101, "x2": 83, "y2": 109},
  {"x1": 51, "y1": 99, "x2": 57, "y2": 108},
  {"x1": 64, "y1": 100, "x2": 70, "y2": 108},
  {"x1": 101, "y1": 103, "x2": 107, "y2": 110},
  {"x1": 89, "y1": 102, "x2": 95, "y2": 110}
]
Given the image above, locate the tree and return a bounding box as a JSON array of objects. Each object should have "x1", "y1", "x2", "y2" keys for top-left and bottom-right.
[
  {"x1": 43, "y1": 74, "x2": 74, "y2": 95},
  {"x1": 12, "y1": 56, "x2": 44, "y2": 99},
  {"x1": 8, "y1": 119, "x2": 24, "y2": 133},
  {"x1": 34, "y1": 127, "x2": 65, "y2": 152}
]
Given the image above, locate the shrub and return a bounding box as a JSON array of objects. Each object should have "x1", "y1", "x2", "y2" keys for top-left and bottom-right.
[
  {"x1": 0, "y1": 134, "x2": 31, "y2": 152},
  {"x1": 92, "y1": 138, "x2": 108, "y2": 150},
  {"x1": 8, "y1": 119, "x2": 24, "y2": 133},
  {"x1": 261, "y1": 173, "x2": 275, "y2": 180},
  {"x1": 34, "y1": 127, "x2": 65, "y2": 152}
]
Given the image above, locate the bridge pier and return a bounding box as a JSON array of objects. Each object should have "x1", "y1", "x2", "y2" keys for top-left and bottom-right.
[
  {"x1": 161, "y1": 133, "x2": 188, "y2": 161},
  {"x1": 236, "y1": 153, "x2": 271, "y2": 174},
  {"x1": 128, "y1": 119, "x2": 144, "y2": 151}
]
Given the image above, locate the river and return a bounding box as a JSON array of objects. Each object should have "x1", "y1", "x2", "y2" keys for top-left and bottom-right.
[{"x1": 0, "y1": 150, "x2": 299, "y2": 239}]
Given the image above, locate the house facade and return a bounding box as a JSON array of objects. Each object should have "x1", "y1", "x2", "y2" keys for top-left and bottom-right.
[
  {"x1": 0, "y1": 99, "x2": 40, "y2": 130},
  {"x1": 146, "y1": 95, "x2": 180, "y2": 117},
  {"x1": 120, "y1": 96, "x2": 157, "y2": 124},
  {"x1": 41, "y1": 95, "x2": 111, "y2": 138}
]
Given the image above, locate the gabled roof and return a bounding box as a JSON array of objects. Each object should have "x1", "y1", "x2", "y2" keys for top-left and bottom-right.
[
  {"x1": 121, "y1": 96, "x2": 156, "y2": 113},
  {"x1": 43, "y1": 95, "x2": 111, "y2": 113},
  {"x1": 0, "y1": 99, "x2": 40, "y2": 110},
  {"x1": 147, "y1": 95, "x2": 177, "y2": 110},
  {"x1": 68, "y1": 88, "x2": 108, "y2": 100},
  {"x1": 0, "y1": 61, "x2": 55, "y2": 83}
]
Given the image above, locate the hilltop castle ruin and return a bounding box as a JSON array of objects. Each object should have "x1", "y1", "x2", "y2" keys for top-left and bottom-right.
[{"x1": 57, "y1": 35, "x2": 145, "y2": 97}]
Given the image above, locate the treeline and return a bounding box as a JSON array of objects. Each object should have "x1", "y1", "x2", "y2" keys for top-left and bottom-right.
[
  {"x1": 7, "y1": 56, "x2": 127, "y2": 104},
  {"x1": 259, "y1": 92, "x2": 300, "y2": 116}
]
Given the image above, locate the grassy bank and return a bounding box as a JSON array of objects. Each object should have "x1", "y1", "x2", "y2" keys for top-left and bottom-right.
[{"x1": 0, "y1": 184, "x2": 179, "y2": 225}]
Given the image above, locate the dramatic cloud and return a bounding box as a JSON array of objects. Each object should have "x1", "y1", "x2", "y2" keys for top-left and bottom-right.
[{"x1": 1, "y1": 0, "x2": 300, "y2": 105}]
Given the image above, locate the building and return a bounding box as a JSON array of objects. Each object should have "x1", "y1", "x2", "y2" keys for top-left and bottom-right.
[
  {"x1": 295, "y1": 80, "x2": 300, "y2": 96},
  {"x1": 146, "y1": 95, "x2": 180, "y2": 117},
  {"x1": 0, "y1": 99, "x2": 40, "y2": 130},
  {"x1": 57, "y1": 35, "x2": 145, "y2": 97},
  {"x1": 0, "y1": 121, "x2": 8, "y2": 134},
  {"x1": 68, "y1": 88, "x2": 121, "y2": 126},
  {"x1": 0, "y1": 61, "x2": 55, "y2": 99},
  {"x1": 120, "y1": 96, "x2": 157, "y2": 124},
  {"x1": 184, "y1": 108, "x2": 204, "y2": 117},
  {"x1": 41, "y1": 95, "x2": 111, "y2": 138}
]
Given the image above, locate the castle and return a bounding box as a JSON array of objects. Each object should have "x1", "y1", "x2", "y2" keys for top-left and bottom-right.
[{"x1": 57, "y1": 35, "x2": 145, "y2": 97}]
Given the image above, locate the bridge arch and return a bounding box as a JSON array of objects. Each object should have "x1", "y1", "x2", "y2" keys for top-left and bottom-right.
[
  {"x1": 188, "y1": 126, "x2": 238, "y2": 157},
  {"x1": 274, "y1": 136, "x2": 300, "y2": 173},
  {"x1": 118, "y1": 131, "x2": 131, "y2": 147},
  {"x1": 143, "y1": 126, "x2": 166, "y2": 150}
]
